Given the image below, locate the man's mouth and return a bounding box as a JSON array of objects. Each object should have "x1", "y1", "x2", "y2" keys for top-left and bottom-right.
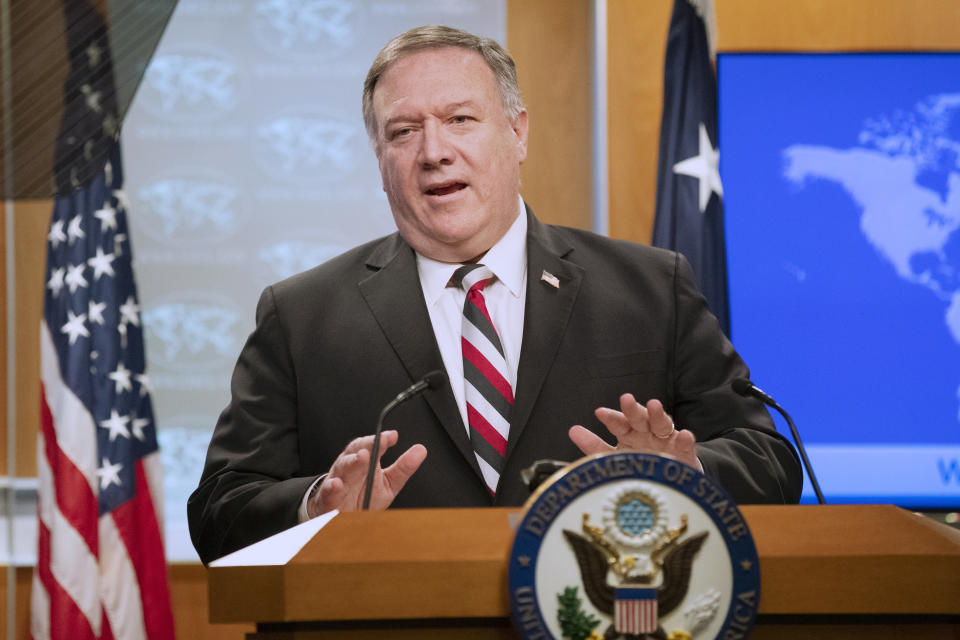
[{"x1": 425, "y1": 182, "x2": 467, "y2": 196}]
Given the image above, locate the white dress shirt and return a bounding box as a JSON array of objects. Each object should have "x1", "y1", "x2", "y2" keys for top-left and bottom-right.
[{"x1": 416, "y1": 198, "x2": 528, "y2": 433}]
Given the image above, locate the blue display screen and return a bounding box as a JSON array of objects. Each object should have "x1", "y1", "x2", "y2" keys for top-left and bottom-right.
[{"x1": 719, "y1": 53, "x2": 960, "y2": 506}]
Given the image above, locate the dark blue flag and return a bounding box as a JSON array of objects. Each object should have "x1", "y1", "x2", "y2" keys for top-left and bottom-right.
[{"x1": 652, "y1": 0, "x2": 729, "y2": 335}]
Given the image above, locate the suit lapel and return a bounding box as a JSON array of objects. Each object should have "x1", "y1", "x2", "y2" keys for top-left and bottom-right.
[
  {"x1": 356, "y1": 212, "x2": 585, "y2": 483},
  {"x1": 507, "y1": 212, "x2": 584, "y2": 458},
  {"x1": 357, "y1": 235, "x2": 479, "y2": 473}
]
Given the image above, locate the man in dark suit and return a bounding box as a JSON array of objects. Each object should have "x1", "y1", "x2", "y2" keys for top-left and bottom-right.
[{"x1": 188, "y1": 26, "x2": 802, "y2": 564}]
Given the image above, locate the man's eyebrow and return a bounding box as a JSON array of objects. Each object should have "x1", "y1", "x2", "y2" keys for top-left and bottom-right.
[
  {"x1": 383, "y1": 101, "x2": 481, "y2": 129},
  {"x1": 445, "y1": 100, "x2": 479, "y2": 112}
]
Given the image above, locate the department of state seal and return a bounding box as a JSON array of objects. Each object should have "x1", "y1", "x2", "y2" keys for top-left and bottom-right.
[{"x1": 508, "y1": 452, "x2": 760, "y2": 640}]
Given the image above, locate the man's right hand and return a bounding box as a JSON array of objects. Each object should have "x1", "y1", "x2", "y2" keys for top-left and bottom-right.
[{"x1": 306, "y1": 430, "x2": 427, "y2": 518}]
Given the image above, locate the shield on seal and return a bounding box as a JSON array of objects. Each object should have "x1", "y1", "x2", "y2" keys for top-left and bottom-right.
[{"x1": 614, "y1": 586, "x2": 658, "y2": 634}]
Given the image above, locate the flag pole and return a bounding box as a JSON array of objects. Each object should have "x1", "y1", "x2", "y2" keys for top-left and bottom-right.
[{"x1": 1, "y1": 0, "x2": 18, "y2": 634}]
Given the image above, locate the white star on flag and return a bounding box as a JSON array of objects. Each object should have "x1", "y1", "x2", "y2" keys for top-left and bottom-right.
[
  {"x1": 113, "y1": 232, "x2": 126, "y2": 257},
  {"x1": 119, "y1": 295, "x2": 140, "y2": 327},
  {"x1": 67, "y1": 214, "x2": 85, "y2": 243},
  {"x1": 131, "y1": 417, "x2": 151, "y2": 441},
  {"x1": 108, "y1": 362, "x2": 133, "y2": 393},
  {"x1": 60, "y1": 310, "x2": 89, "y2": 345},
  {"x1": 672, "y1": 122, "x2": 724, "y2": 213},
  {"x1": 87, "y1": 247, "x2": 116, "y2": 280},
  {"x1": 85, "y1": 41, "x2": 101, "y2": 67},
  {"x1": 81, "y1": 84, "x2": 102, "y2": 113},
  {"x1": 94, "y1": 203, "x2": 117, "y2": 231},
  {"x1": 47, "y1": 268, "x2": 66, "y2": 297},
  {"x1": 65, "y1": 263, "x2": 89, "y2": 293},
  {"x1": 88, "y1": 300, "x2": 106, "y2": 325},
  {"x1": 96, "y1": 457, "x2": 123, "y2": 490},
  {"x1": 48, "y1": 220, "x2": 67, "y2": 248},
  {"x1": 103, "y1": 112, "x2": 118, "y2": 137},
  {"x1": 135, "y1": 373, "x2": 152, "y2": 396},
  {"x1": 98, "y1": 409, "x2": 130, "y2": 442},
  {"x1": 113, "y1": 189, "x2": 130, "y2": 211}
]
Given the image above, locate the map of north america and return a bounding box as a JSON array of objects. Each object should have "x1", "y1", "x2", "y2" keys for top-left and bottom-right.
[{"x1": 783, "y1": 93, "x2": 960, "y2": 420}]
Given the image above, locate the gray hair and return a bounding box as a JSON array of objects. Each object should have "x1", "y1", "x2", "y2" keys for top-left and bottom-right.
[{"x1": 362, "y1": 25, "x2": 524, "y2": 142}]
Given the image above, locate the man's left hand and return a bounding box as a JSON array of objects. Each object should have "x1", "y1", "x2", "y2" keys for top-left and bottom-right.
[{"x1": 569, "y1": 393, "x2": 704, "y2": 472}]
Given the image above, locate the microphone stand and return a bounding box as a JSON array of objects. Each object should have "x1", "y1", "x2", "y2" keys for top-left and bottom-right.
[
  {"x1": 361, "y1": 371, "x2": 445, "y2": 510},
  {"x1": 362, "y1": 399, "x2": 402, "y2": 510},
  {"x1": 734, "y1": 378, "x2": 826, "y2": 505},
  {"x1": 766, "y1": 399, "x2": 826, "y2": 505}
]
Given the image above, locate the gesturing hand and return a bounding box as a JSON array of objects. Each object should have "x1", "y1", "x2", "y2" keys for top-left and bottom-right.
[
  {"x1": 306, "y1": 430, "x2": 427, "y2": 517},
  {"x1": 568, "y1": 393, "x2": 703, "y2": 472}
]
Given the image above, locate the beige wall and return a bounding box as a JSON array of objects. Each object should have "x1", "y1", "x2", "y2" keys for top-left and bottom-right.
[
  {"x1": 607, "y1": 0, "x2": 674, "y2": 245},
  {"x1": 509, "y1": 0, "x2": 594, "y2": 231},
  {"x1": 4, "y1": 201, "x2": 45, "y2": 478},
  {"x1": 4, "y1": 0, "x2": 960, "y2": 636}
]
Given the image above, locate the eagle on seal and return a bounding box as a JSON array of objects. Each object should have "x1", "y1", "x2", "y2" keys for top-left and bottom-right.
[{"x1": 562, "y1": 525, "x2": 708, "y2": 640}]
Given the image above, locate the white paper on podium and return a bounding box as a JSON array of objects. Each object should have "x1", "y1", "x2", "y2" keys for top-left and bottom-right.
[{"x1": 209, "y1": 510, "x2": 339, "y2": 567}]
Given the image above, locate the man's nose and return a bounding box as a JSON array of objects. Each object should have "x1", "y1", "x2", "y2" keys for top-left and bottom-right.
[{"x1": 419, "y1": 120, "x2": 453, "y2": 168}]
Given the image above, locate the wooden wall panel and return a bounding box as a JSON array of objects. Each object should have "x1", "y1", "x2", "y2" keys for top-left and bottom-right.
[
  {"x1": 606, "y1": 0, "x2": 672, "y2": 245},
  {"x1": 507, "y1": 0, "x2": 593, "y2": 231},
  {"x1": 12, "y1": 201, "x2": 46, "y2": 478},
  {"x1": 717, "y1": 0, "x2": 960, "y2": 52},
  {"x1": 0, "y1": 568, "x2": 31, "y2": 639},
  {"x1": 0, "y1": 566, "x2": 253, "y2": 640},
  {"x1": 0, "y1": 0, "x2": 68, "y2": 197},
  {"x1": 0, "y1": 0, "x2": 67, "y2": 477},
  {"x1": 0, "y1": 200, "x2": 47, "y2": 479}
]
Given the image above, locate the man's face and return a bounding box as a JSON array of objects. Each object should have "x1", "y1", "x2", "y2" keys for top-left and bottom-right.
[{"x1": 372, "y1": 47, "x2": 528, "y2": 263}]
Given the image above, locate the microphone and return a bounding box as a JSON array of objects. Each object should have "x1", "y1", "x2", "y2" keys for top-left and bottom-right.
[
  {"x1": 521, "y1": 459, "x2": 569, "y2": 494},
  {"x1": 361, "y1": 370, "x2": 447, "y2": 510},
  {"x1": 731, "y1": 378, "x2": 826, "y2": 504}
]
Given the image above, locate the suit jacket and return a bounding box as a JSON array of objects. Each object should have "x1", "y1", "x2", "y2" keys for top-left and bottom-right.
[{"x1": 187, "y1": 208, "x2": 802, "y2": 564}]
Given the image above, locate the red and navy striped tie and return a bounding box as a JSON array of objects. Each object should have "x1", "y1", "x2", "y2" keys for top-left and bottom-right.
[{"x1": 451, "y1": 264, "x2": 513, "y2": 494}]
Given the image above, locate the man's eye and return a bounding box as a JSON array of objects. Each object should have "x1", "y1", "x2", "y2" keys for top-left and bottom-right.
[
  {"x1": 451, "y1": 115, "x2": 470, "y2": 124},
  {"x1": 391, "y1": 127, "x2": 413, "y2": 139}
]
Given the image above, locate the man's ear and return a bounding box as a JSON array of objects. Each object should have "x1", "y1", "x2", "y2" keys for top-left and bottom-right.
[{"x1": 512, "y1": 110, "x2": 529, "y2": 163}]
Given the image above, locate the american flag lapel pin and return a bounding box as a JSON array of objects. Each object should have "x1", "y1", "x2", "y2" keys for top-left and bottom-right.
[{"x1": 540, "y1": 270, "x2": 560, "y2": 288}]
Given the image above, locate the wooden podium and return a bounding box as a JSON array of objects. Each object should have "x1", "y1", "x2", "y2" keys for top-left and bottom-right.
[{"x1": 207, "y1": 505, "x2": 960, "y2": 639}]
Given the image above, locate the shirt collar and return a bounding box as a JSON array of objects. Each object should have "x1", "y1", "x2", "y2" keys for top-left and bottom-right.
[{"x1": 417, "y1": 196, "x2": 528, "y2": 306}]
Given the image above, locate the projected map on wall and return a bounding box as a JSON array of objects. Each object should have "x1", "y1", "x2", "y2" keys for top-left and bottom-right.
[{"x1": 719, "y1": 54, "x2": 960, "y2": 506}]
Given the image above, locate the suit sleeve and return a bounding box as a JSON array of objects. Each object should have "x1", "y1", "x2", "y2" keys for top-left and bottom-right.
[
  {"x1": 187, "y1": 285, "x2": 319, "y2": 564},
  {"x1": 669, "y1": 254, "x2": 803, "y2": 504}
]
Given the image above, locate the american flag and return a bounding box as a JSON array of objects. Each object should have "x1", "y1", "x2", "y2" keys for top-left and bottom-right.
[
  {"x1": 31, "y1": 0, "x2": 175, "y2": 638},
  {"x1": 614, "y1": 586, "x2": 658, "y2": 635}
]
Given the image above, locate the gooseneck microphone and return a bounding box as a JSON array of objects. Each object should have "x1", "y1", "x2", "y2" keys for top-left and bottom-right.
[
  {"x1": 362, "y1": 370, "x2": 447, "y2": 510},
  {"x1": 732, "y1": 378, "x2": 826, "y2": 504}
]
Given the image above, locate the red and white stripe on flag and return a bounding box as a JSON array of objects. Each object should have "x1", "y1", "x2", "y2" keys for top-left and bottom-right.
[
  {"x1": 614, "y1": 586, "x2": 658, "y2": 635},
  {"x1": 34, "y1": 325, "x2": 174, "y2": 640}
]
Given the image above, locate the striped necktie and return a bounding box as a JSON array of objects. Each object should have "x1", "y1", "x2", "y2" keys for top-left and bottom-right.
[{"x1": 451, "y1": 264, "x2": 513, "y2": 495}]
